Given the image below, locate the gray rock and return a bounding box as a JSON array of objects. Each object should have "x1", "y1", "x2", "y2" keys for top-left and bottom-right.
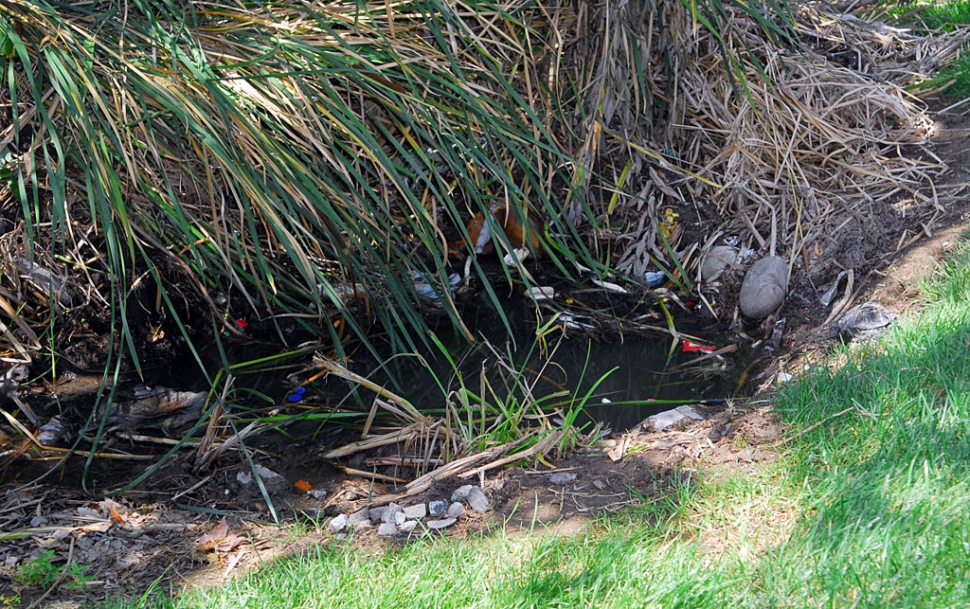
[
  {"x1": 377, "y1": 522, "x2": 399, "y2": 537},
  {"x1": 549, "y1": 472, "x2": 577, "y2": 485},
  {"x1": 349, "y1": 509, "x2": 370, "y2": 525},
  {"x1": 394, "y1": 511, "x2": 407, "y2": 527},
  {"x1": 399, "y1": 520, "x2": 418, "y2": 534},
  {"x1": 328, "y1": 514, "x2": 349, "y2": 532},
  {"x1": 645, "y1": 408, "x2": 689, "y2": 431},
  {"x1": 381, "y1": 503, "x2": 404, "y2": 524},
  {"x1": 308, "y1": 489, "x2": 328, "y2": 501},
  {"x1": 428, "y1": 500, "x2": 448, "y2": 517},
  {"x1": 426, "y1": 518, "x2": 457, "y2": 530},
  {"x1": 700, "y1": 245, "x2": 738, "y2": 281},
  {"x1": 675, "y1": 405, "x2": 706, "y2": 420},
  {"x1": 446, "y1": 502, "x2": 465, "y2": 519},
  {"x1": 739, "y1": 256, "x2": 788, "y2": 320},
  {"x1": 645, "y1": 405, "x2": 708, "y2": 431},
  {"x1": 353, "y1": 520, "x2": 372, "y2": 532},
  {"x1": 237, "y1": 464, "x2": 288, "y2": 497},
  {"x1": 451, "y1": 485, "x2": 474, "y2": 503},
  {"x1": 403, "y1": 504, "x2": 427, "y2": 520},
  {"x1": 368, "y1": 506, "x2": 387, "y2": 522},
  {"x1": 466, "y1": 486, "x2": 492, "y2": 513}
]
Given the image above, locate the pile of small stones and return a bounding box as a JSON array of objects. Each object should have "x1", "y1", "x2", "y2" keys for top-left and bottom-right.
[{"x1": 327, "y1": 484, "x2": 491, "y2": 537}]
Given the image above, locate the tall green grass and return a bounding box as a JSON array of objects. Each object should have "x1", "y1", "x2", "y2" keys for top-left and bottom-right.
[{"x1": 0, "y1": 0, "x2": 800, "y2": 369}]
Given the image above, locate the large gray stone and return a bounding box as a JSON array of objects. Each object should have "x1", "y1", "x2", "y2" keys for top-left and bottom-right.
[
  {"x1": 451, "y1": 485, "x2": 474, "y2": 503},
  {"x1": 446, "y1": 502, "x2": 465, "y2": 519},
  {"x1": 466, "y1": 486, "x2": 492, "y2": 513},
  {"x1": 377, "y1": 522, "x2": 399, "y2": 537},
  {"x1": 739, "y1": 256, "x2": 788, "y2": 320},
  {"x1": 328, "y1": 514, "x2": 349, "y2": 532},
  {"x1": 349, "y1": 509, "x2": 370, "y2": 525},
  {"x1": 399, "y1": 520, "x2": 418, "y2": 534},
  {"x1": 403, "y1": 504, "x2": 427, "y2": 520},
  {"x1": 381, "y1": 503, "x2": 404, "y2": 524},
  {"x1": 426, "y1": 518, "x2": 457, "y2": 530}
]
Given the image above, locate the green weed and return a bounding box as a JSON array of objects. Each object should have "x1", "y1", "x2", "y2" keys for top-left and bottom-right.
[{"x1": 15, "y1": 550, "x2": 93, "y2": 591}]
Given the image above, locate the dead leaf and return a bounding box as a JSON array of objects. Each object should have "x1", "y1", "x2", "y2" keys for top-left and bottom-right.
[
  {"x1": 606, "y1": 436, "x2": 630, "y2": 462},
  {"x1": 101, "y1": 498, "x2": 127, "y2": 524},
  {"x1": 196, "y1": 517, "x2": 229, "y2": 552},
  {"x1": 196, "y1": 517, "x2": 246, "y2": 553}
]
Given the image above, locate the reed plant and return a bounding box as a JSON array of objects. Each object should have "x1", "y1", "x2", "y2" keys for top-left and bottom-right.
[{"x1": 0, "y1": 0, "x2": 805, "y2": 374}]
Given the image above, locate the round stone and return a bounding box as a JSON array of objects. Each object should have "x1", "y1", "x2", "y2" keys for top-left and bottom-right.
[
  {"x1": 699, "y1": 245, "x2": 738, "y2": 281},
  {"x1": 739, "y1": 256, "x2": 788, "y2": 320}
]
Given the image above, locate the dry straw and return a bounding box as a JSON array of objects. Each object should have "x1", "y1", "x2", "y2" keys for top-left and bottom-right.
[{"x1": 563, "y1": 1, "x2": 964, "y2": 277}]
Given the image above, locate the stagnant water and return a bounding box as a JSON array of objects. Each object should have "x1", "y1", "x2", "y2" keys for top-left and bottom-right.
[
  {"x1": 257, "y1": 279, "x2": 748, "y2": 434},
  {"x1": 174, "y1": 270, "x2": 749, "y2": 434},
  {"x1": 6, "y1": 271, "x2": 749, "y2": 494}
]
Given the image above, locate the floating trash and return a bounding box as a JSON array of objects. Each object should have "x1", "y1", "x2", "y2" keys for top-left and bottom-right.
[
  {"x1": 286, "y1": 386, "x2": 307, "y2": 403},
  {"x1": 820, "y1": 270, "x2": 848, "y2": 307},
  {"x1": 591, "y1": 278, "x2": 629, "y2": 294},
  {"x1": 525, "y1": 286, "x2": 556, "y2": 302},
  {"x1": 833, "y1": 302, "x2": 897, "y2": 342},
  {"x1": 410, "y1": 271, "x2": 461, "y2": 301},
  {"x1": 682, "y1": 340, "x2": 715, "y2": 353},
  {"x1": 503, "y1": 247, "x2": 531, "y2": 266},
  {"x1": 645, "y1": 271, "x2": 666, "y2": 287},
  {"x1": 37, "y1": 416, "x2": 69, "y2": 447}
]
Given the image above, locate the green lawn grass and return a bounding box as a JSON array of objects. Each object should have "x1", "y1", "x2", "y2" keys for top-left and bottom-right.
[{"x1": 104, "y1": 229, "x2": 970, "y2": 608}]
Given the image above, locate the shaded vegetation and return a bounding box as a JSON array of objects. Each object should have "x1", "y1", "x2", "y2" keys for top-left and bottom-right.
[{"x1": 0, "y1": 0, "x2": 802, "y2": 373}]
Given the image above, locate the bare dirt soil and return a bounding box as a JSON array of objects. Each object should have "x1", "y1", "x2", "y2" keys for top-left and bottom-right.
[{"x1": 1, "y1": 104, "x2": 969, "y2": 609}]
